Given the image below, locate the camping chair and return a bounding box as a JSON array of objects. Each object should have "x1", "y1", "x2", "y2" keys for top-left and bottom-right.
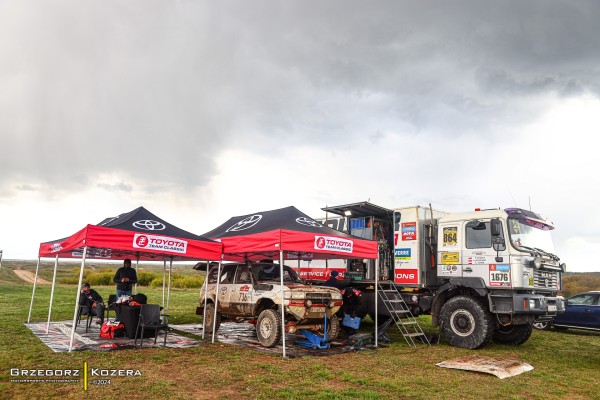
[
  {"x1": 134, "y1": 304, "x2": 169, "y2": 348},
  {"x1": 75, "y1": 305, "x2": 93, "y2": 333},
  {"x1": 104, "y1": 294, "x2": 117, "y2": 322}
]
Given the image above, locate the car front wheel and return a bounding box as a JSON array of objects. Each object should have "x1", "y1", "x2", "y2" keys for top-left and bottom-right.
[{"x1": 256, "y1": 308, "x2": 283, "y2": 347}]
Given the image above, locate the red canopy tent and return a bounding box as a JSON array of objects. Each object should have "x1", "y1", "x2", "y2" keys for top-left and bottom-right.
[
  {"x1": 30, "y1": 207, "x2": 222, "y2": 352},
  {"x1": 202, "y1": 206, "x2": 380, "y2": 356}
]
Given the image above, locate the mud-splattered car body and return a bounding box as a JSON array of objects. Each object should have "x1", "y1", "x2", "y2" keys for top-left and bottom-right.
[{"x1": 197, "y1": 262, "x2": 343, "y2": 347}]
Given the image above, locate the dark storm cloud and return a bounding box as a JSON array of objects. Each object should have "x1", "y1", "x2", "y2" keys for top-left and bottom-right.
[{"x1": 1, "y1": 0, "x2": 599, "y2": 197}]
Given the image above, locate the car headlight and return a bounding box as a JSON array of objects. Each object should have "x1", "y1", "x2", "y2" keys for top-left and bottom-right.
[
  {"x1": 331, "y1": 292, "x2": 342, "y2": 300},
  {"x1": 290, "y1": 292, "x2": 305, "y2": 300}
]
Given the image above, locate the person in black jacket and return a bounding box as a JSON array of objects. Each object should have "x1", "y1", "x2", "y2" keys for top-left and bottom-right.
[
  {"x1": 113, "y1": 258, "x2": 138, "y2": 299},
  {"x1": 79, "y1": 282, "x2": 105, "y2": 324}
]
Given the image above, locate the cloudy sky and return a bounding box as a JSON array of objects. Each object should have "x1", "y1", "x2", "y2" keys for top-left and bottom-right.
[{"x1": 1, "y1": 1, "x2": 599, "y2": 272}]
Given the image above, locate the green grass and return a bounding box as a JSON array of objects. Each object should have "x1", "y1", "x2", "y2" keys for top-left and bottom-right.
[{"x1": 1, "y1": 262, "x2": 599, "y2": 399}]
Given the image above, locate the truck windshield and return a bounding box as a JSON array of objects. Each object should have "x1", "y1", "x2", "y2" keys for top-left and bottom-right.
[
  {"x1": 507, "y1": 218, "x2": 555, "y2": 253},
  {"x1": 251, "y1": 264, "x2": 302, "y2": 283}
]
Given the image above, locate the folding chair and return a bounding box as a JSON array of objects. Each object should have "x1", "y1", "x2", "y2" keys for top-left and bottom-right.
[
  {"x1": 75, "y1": 305, "x2": 93, "y2": 333},
  {"x1": 134, "y1": 304, "x2": 169, "y2": 348},
  {"x1": 104, "y1": 294, "x2": 117, "y2": 322}
]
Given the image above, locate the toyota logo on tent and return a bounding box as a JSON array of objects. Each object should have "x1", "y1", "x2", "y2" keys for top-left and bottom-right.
[
  {"x1": 296, "y1": 217, "x2": 322, "y2": 227},
  {"x1": 132, "y1": 220, "x2": 166, "y2": 231},
  {"x1": 226, "y1": 215, "x2": 262, "y2": 232}
]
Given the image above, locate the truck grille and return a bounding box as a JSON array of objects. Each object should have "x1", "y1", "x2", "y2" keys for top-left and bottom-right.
[
  {"x1": 306, "y1": 293, "x2": 332, "y2": 304},
  {"x1": 533, "y1": 270, "x2": 559, "y2": 290}
]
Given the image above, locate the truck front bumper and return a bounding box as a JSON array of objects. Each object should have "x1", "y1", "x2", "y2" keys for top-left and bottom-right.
[{"x1": 512, "y1": 294, "x2": 565, "y2": 315}]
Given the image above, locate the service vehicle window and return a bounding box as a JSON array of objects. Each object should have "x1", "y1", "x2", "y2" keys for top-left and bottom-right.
[
  {"x1": 235, "y1": 265, "x2": 251, "y2": 284},
  {"x1": 465, "y1": 221, "x2": 506, "y2": 250},
  {"x1": 219, "y1": 265, "x2": 237, "y2": 284},
  {"x1": 207, "y1": 267, "x2": 219, "y2": 284},
  {"x1": 252, "y1": 264, "x2": 301, "y2": 283}
]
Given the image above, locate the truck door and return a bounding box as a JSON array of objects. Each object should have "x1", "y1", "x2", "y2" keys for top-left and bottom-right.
[
  {"x1": 438, "y1": 223, "x2": 462, "y2": 278},
  {"x1": 462, "y1": 219, "x2": 510, "y2": 288}
]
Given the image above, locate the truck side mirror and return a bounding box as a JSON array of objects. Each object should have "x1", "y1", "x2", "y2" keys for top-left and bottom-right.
[{"x1": 491, "y1": 218, "x2": 503, "y2": 237}]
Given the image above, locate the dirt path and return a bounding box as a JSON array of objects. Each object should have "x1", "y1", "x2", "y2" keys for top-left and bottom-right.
[{"x1": 12, "y1": 269, "x2": 52, "y2": 285}]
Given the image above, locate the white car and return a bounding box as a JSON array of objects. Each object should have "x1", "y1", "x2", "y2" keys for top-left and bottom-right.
[{"x1": 197, "y1": 262, "x2": 343, "y2": 347}]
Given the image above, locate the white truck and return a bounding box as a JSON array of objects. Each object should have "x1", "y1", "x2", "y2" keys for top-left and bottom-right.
[{"x1": 308, "y1": 202, "x2": 566, "y2": 349}]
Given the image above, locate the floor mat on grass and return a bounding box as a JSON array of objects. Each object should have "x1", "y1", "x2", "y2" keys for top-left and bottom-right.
[
  {"x1": 25, "y1": 321, "x2": 200, "y2": 353},
  {"x1": 173, "y1": 322, "x2": 375, "y2": 357}
]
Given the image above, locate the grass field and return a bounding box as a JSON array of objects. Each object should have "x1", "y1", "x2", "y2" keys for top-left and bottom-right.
[{"x1": 0, "y1": 261, "x2": 599, "y2": 400}]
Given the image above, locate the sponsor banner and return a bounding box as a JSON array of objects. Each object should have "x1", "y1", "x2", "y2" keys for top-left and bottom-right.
[
  {"x1": 133, "y1": 234, "x2": 188, "y2": 254},
  {"x1": 394, "y1": 268, "x2": 419, "y2": 285},
  {"x1": 314, "y1": 236, "x2": 353, "y2": 253},
  {"x1": 489, "y1": 264, "x2": 511, "y2": 287},
  {"x1": 394, "y1": 248, "x2": 411, "y2": 260},
  {"x1": 441, "y1": 252, "x2": 459, "y2": 265},
  {"x1": 72, "y1": 248, "x2": 113, "y2": 259},
  {"x1": 50, "y1": 243, "x2": 64, "y2": 253},
  {"x1": 401, "y1": 222, "x2": 417, "y2": 241},
  {"x1": 287, "y1": 251, "x2": 314, "y2": 260},
  {"x1": 299, "y1": 267, "x2": 346, "y2": 281},
  {"x1": 467, "y1": 256, "x2": 488, "y2": 265}
]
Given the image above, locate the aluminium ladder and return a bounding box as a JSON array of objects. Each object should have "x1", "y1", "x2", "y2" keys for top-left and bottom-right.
[{"x1": 377, "y1": 282, "x2": 430, "y2": 347}]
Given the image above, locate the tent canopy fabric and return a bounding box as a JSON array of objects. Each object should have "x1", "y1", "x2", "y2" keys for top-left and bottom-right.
[
  {"x1": 203, "y1": 205, "x2": 378, "y2": 261},
  {"x1": 38, "y1": 206, "x2": 222, "y2": 261}
]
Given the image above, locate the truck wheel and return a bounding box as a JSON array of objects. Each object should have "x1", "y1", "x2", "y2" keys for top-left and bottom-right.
[
  {"x1": 256, "y1": 308, "x2": 282, "y2": 347},
  {"x1": 204, "y1": 302, "x2": 221, "y2": 333},
  {"x1": 440, "y1": 296, "x2": 494, "y2": 349},
  {"x1": 317, "y1": 315, "x2": 341, "y2": 341},
  {"x1": 493, "y1": 324, "x2": 533, "y2": 345}
]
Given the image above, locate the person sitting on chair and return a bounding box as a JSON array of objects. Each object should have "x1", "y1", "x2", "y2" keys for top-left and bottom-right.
[{"x1": 80, "y1": 282, "x2": 105, "y2": 325}]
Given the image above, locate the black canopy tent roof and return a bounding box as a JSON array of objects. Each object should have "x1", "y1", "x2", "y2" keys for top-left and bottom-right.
[{"x1": 201, "y1": 205, "x2": 380, "y2": 357}]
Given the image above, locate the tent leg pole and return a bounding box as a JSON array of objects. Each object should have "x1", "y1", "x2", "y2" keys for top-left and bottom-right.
[
  {"x1": 134, "y1": 255, "x2": 139, "y2": 295},
  {"x1": 45, "y1": 255, "x2": 59, "y2": 334},
  {"x1": 69, "y1": 247, "x2": 87, "y2": 352},
  {"x1": 202, "y1": 262, "x2": 210, "y2": 340},
  {"x1": 280, "y1": 250, "x2": 286, "y2": 358},
  {"x1": 375, "y1": 257, "x2": 379, "y2": 348},
  {"x1": 211, "y1": 261, "x2": 222, "y2": 343},
  {"x1": 161, "y1": 260, "x2": 166, "y2": 309},
  {"x1": 0, "y1": 250, "x2": 3, "y2": 270},
  {"x1": 166, "y1": 257, "x2": 173, "y2": 314},
  {"x1": 27, "y1": 257, "x2": 41, "y2": 323}
]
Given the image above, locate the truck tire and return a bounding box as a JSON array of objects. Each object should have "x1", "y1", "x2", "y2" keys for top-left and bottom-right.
[
  {"x1": 317, "y1": 315, "x2": 341, "y2": 341},
  {"x1": 493, "y1": 324, "x2": 533, "y2": 345},
  {"x1": 256, "y1": 308, "x2": 282, "y2": 347},
  {"x1": 440, "y1": 296, "x2": 494, "y2": 349},
  {"x1": 204, "y1": 302, "x2": 221, "y2": 333}
]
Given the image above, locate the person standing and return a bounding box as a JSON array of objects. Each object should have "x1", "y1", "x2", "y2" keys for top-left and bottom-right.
[{"x1": 113, "y1": 258, "x2": 138, "y2": 299}]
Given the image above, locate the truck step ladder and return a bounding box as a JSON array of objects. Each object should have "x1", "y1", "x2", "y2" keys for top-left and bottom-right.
[{"x1": 377, "y1": 282, "x2": 430, "y2": 347}]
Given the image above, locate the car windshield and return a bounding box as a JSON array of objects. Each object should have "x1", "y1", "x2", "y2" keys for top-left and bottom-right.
[
  {"x1": 251, "y1": 264, "x2": 302, "y2": 283},
  {"x1": 508, "y1": 217, "x2": 555, "y2": 253}
]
